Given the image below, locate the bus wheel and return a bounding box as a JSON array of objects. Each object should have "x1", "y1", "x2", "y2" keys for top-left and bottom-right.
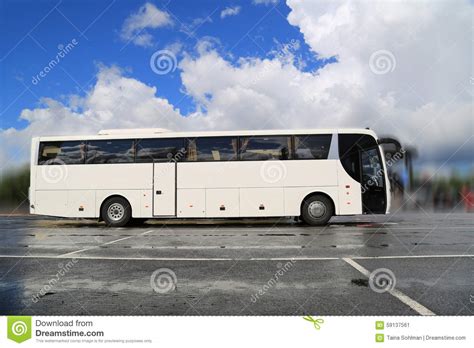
[
  {"x1": 102, "y1": 197, "x2": 131, "y2": 227},
  {"x1": 301, "y1": 195, "x2": 333, "y2": 226}
]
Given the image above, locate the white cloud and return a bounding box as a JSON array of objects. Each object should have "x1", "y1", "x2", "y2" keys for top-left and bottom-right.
[
  {"x1": 253, "y1": 0, "x2": 279, "y2": 5},
  {"x1": 120, "y1": 2, "x2": 173, "y2": 47},
  {"x1": 178, "y1": 0, "x2": 472, "y2": 164},
  {"x1": 163, "y1": 41, "x2": 184, "y2": 56},
  {"x1": 2, "y1": 0, "x2": 472, "y2": 170},
  {"x1": 1, "y1": 66, "x2": 190, "y2": 170},
  {"x1": 220, "y1": 6, "x2": 241, "y2": 19},
  {"x1": 180, "y1": 16, "x2": 213, "y2": 38},
  {"x1": 284, "y1": 0, "x2": 472, "y2": 163}
]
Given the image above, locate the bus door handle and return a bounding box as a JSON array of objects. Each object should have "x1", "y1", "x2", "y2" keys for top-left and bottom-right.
[{"x1": 156, "y1": 190, "x2": 162, "y2": 195}]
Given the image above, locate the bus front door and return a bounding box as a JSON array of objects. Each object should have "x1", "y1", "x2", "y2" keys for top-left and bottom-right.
[
  {"x1": 339, "y1": 134, "x2": 387, "y2": 214},
  {"x1": 360, "y1": 147, "x2": 387, "y2": 214},
  {"x1": 153, "y1": 162, "x2": 176, "y2": 216}
]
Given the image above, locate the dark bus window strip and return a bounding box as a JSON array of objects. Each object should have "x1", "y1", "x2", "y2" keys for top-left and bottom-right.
[{"x1": 38, "y1": 135, "x2": 333, "y2": 165}]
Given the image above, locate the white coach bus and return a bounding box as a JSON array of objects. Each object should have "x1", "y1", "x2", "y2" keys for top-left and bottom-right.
[{"x1": 29, "y1": 128, "x2": 392, "y2": 227}]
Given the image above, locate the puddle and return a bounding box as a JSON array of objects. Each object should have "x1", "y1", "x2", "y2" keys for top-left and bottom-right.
[
  {"x1": 328, "y1": 222, "x2": 397, "y2": 228},
  {"x1": 39, "y1": 292, "x2": 56, "y2": 298},
  {"x1": 356, "y1": 223, "x2": 396, "y2": 228},
  {"x1": 351, "y1": 279, "x2": 368, "y2": 287}
]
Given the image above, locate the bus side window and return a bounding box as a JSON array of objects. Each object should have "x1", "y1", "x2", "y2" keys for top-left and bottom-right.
[
  {"x1": 135, "y1": 138, "x2": 184, "y2": 163},
  {"x1": 185, "y1": 139, "x2": 197, "y2": 161},
  {"x1": 185, "y1": 137, "x2": 238, "y2": 161},
  {"x1": 338, "y1": 134, "x2": 364, "y2": 182},
  {"x1": 38, "y1": 141, "x2": 86, "y2": 165},
  {"x1": 294, "y1": 135, "x2": 332, "y2": 159},
  {"x1": 239, "y1": 136, "x2": 291, "y2": 161},
  {"x1": 86, "y1": 140, "x2": 134, "y2": 164}
]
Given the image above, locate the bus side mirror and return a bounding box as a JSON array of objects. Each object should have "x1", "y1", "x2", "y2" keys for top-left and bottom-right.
[{"x1": 377, "y1": 137, "x2": 402, "y2": 152}]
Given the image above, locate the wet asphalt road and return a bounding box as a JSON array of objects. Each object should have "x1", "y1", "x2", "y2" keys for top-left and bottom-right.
[{"x1": 0, "y1": 213, "x2": 472, "y2": 316}]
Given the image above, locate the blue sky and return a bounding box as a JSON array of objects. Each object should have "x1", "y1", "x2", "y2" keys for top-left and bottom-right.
[
  {"x1": 0, "y1": 0, "x2": 472, "y2": 172},
  {"x1": 1, "y1": 0, "x2": 326, "y2": 129}
]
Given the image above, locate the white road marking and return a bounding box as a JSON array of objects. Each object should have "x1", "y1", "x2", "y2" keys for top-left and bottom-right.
[
  {"x1": 353, "y1": 254, "x2": 474, "y2": 260},
  {"x1": 342, "y1": 257, "x2": 436, "y2": 316},
  {"x1": 56, "y1": 245, "x2": 307, "y2": 255},
  {"x1": 250, "y1": 257, "x2": 339, "y2": 261},
  {"x1": 0, "y1": 254, "x2": 471, "y2": 262},
  {"x1": 121, "y1": 245, "x2": 305, "y2": 249},
  {"x1": 0, "y1": 255, "x2": 234, "y2": 261},
  {"x1": 57, "y1": 230, "x2": 154, "y2": 257}
]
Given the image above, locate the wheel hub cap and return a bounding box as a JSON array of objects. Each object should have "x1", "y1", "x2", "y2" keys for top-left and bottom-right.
[
  {"x1": 107, "y1": 203, "x2": 124, "y2": 221},
  {"x1": 308, "y1": 201, "x2": 326, "y2": 218}
]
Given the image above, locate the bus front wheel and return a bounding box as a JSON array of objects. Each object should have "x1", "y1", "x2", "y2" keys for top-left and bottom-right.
[
  {"x1": 101, "y1": 197, "x2": 132, "y2": 227},
  {"x1": 301, "y1": 195, "x2": 334, "y2": 226}
]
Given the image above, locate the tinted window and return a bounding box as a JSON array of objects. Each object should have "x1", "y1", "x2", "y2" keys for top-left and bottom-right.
[
  {"x1": 240, "y1": 136, "x2": 291, "y2": 160},
  {"x1": 38, "y1": 141, "x2": 86, "y2": 165},
  {"x1": 136, "y1": 138, "x2": 185, "y2": 163},
  {"x1": 86, "y1": 140, "x2": 134, "y2": 164},
  {"x1": 361, "y1": 148, "x2": 384, "y2": 188},
  {"x1": 294, "y1": 135, "x2": 332, "y2": 159},
  {"x1": 186, "y1": 137, "x2": 238, "y2": 161},
  {"x1": 339, "y1": 134, "x2": 378, "y2": 182}
]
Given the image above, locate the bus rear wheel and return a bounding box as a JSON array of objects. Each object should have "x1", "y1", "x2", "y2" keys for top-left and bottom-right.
[
  {"x1": 102, "y1": 197, "x2": 131, "y2": 227},
  {"x1": 301, "y1": 195, "x2": 333, "y2": 226}
]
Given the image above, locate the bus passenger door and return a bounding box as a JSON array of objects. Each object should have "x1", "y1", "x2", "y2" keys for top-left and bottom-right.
[
  {"x1": 360, "y1": 147, "x2": 386, "y2": 214},
  {"x1": 339, "y1": 134, "x2": 387, "y2": 214},
  {"x1": 153, "y1": 162, "x2": 176, "y2": 216}
]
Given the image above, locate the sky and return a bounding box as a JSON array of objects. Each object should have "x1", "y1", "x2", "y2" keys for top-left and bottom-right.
[{"x1": 0, "y1": 0, "x2": 472, "y2": 175}]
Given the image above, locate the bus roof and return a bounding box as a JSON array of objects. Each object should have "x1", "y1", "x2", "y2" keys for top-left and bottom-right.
[{"x1": 34, "y1": 128, "x2": 378, "y2": 142}]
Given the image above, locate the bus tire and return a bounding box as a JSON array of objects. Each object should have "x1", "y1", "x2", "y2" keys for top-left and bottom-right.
[
  {"x1": 301, "y1": 194, "x2": 333, "y2": 226},
  {"x1": 101, "y1": 196, "x2": 132, "y2": 227}
]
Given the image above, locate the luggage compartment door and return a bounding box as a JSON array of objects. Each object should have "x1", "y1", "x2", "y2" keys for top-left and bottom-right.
[{"x1": 153, "y1": 162, "x2": 176, "y2": 216}]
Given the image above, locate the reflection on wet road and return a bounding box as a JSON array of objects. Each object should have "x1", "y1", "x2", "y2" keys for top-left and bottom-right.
[{"x1": 0, "y1": 213, "x2": 472, "y2": 315}]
